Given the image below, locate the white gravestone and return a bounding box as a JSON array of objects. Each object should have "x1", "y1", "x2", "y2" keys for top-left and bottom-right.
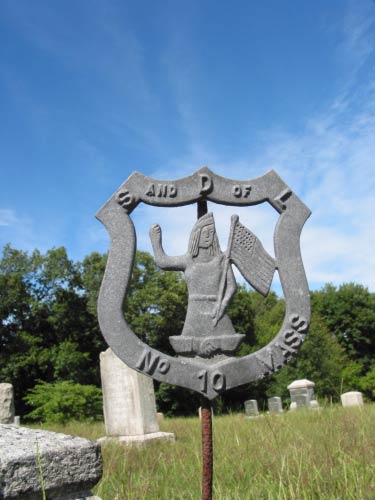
[
  {"x1": 341, "y1": 391, "x2": 364, "y2": 407},
  {"x1": 0, "y1": 383, "x2": 15, "y2": 424},
  {"x1": 288, "y1": 379, "x2": 319, "y2": 410},
  {"x1": 244, "y1": 399, "x2": 259, "y2": 418},
  {"x1": 268, "y1": 397, "x2": 283, "y2": 414},
  {"x1": 99, "y1": 348, "x2": 174, "y2": 446}
]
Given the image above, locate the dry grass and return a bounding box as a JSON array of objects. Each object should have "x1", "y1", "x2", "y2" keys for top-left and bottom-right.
[{"x1": 39, "y1": 405, "x2": 375, "y2": 499}]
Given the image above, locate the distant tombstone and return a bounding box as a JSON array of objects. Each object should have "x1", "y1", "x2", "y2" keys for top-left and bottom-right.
[
  {"x1": 341, "y1": 391, "x2": 364, "y2": 408},
  {"x1": 244, "y1": 399, "x2": 259, "y2": 418},
  {"x1": 288, "y1": 379, "x2": 319, "y2": 410},
  {"x1": 268, "y1": 397, "x2": 283, "y2": 414},
  {"x1": 99, "y1": 348, "x2": 174, "y2": 446},
  {"x1": 0, "y1": 383, "x2": 15, "y2": 424}
]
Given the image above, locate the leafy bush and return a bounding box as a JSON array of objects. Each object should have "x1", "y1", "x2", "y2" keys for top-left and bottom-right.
[{"x1": 24, "y1": 381, "x2": 103, "y2": 424}]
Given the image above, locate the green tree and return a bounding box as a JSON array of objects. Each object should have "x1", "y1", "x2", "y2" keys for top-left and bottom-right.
[
  {"x1": 312, "y1": 283, "x2": 375, "y2": 366},
  {"x1": 266, "y1": 311, "x2": 353, "y2": 403},
  {"x1": 24, "y1": 381, "x2": 102, "y2": 423},
  {"x1": 0, "y1": 245, "x2": 105, "y2": 415}
]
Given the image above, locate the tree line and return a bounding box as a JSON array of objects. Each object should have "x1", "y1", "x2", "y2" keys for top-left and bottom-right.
[{"x1": 1, "y1": 243, "x2": 375, "y2": 421}]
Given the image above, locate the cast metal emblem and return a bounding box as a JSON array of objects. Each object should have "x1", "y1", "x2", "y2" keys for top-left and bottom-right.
[{"x1": 96, "y1": 168, "x2": 311, "y2": 400}]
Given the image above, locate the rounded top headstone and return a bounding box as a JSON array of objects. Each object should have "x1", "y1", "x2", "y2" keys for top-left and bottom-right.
[{"x1": 287, "y1": 379, "x2": 315, "y2": 390}]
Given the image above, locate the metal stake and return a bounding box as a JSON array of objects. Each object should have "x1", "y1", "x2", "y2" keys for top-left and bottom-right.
[
  {"x1": 197, "y1": 199, "x2": 213, "y2": 500},
  {"x1": 200, "y1": 397, "x2": 213, "y2": 500}
]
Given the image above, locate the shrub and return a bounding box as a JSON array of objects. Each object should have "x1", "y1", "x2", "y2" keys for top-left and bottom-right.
[{"x1": 24, "y1": 381, "x2": 103, "y2": 424}]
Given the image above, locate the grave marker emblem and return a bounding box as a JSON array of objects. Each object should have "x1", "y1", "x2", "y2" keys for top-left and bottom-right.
[{"x1": 96, "y1": 167, "x2": 311, "y2": 399}]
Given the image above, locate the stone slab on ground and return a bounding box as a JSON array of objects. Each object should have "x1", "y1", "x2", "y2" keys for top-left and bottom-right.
[
  {"x1": 0, "y1": 424, "x2": 102, "y2": 500},
  {"x1": 98, "y1": 430, "x2": 175, "y2": 448}
]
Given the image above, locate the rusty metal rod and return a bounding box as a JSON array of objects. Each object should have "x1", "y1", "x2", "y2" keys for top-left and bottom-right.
[
  {"x1": 201, "y1": 397, "x2": 213, "y2": 500},
  {"x1": 197, "y1": 199, "x2": 213, "y2": 500}
]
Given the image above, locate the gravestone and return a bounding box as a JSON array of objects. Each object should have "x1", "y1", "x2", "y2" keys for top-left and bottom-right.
[
  {"x1": 244, "y1": 399, "x2": 259, "y2": 418},
  {"x1": 99, "y1": 348, "x2": 174, "y2": 446},
  {"x1": 0, "y1": 424, "x2": 102, "y2": 500},
  {"x1": 288, "y1": 379, "x2": 319, "y2": 410},
  {"x1": 341, "y1": 391, "x2": 364, "y2": 407},
  {"x1": 268, "y1": 397, "x2": 283, "y2": 414},
  {"x1": 0, "y1": 383, "x2": 15, "y2": 424}
]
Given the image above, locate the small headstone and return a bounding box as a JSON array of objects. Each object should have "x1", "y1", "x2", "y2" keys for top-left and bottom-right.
[
  {"x1": 268, "y1": 397, "x2": 283, "y2": 414},
  {"x1": 0, "y1": 424, "x2": 102, "y2": 500},
  {"x1": 341, "y1": 391, "x2": 364, "y2": 407},
  {"x1": 157, "y1": 412, "x2": 164, "y2": 423},
  {"x1": 99, "y1": 348, "x2": 174, "y2": 446},
  {"x1": 287, "y1": 379, "x2": 319, "y2": 409},
  {"x1": 0, "y1": 383, "x2": 15, "y2": 424},
  {"x1": 244, "y1": 399, "x2": 259, "y2": 418},
  {"x1": 13, "y1": 416, "x2": 20, "y2": 426}
]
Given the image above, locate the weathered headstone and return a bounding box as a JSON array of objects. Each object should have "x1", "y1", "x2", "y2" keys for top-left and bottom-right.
[
  {"x1": 0, "y1": 424, "x2": 102, "y2": 500},
  {"x1": 268, "y1": 397, "x2": 283, "y2": 414},
  {"x1": 244, "y1": 399, "x2": 259, "y2": 418},
  {"x1": 100, "y1": 348, "x2": 174, "y2": 446},
  {"x1": 288, "y1": 379, "x2": 319, "y2": 410},
  {"x1": 341, "y1": 391, "x2": 364, "y2": 407},
  {"x1": 0, "y1": 383, "x2": 15, "y2": 424}
]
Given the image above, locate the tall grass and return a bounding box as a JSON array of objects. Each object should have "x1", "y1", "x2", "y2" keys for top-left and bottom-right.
[{"x1": 39, "y1": 405, "x2": 375, "y2": 499}]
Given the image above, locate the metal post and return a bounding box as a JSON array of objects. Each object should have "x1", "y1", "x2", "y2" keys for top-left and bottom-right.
[
  {"x1": 200, "y1": 397, "x2": 213, "y2": 500},
  {"x1": 197, "y1": 199, "x2": 213, "y2": 500}
]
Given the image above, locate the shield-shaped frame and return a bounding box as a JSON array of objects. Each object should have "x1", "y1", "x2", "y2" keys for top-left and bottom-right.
[{"x1": 96, "y1": 168, "x2": 311, "y2": 400}]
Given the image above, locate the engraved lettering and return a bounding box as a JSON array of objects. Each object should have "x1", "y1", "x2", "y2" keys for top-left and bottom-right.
[
  {"x1": 117, "y1": 190, "x2": 133, "y2": 207},
  {"x1": 145, "y1": 183, "x2": 177, "y2": 198},
  {"x1": 136, "y1": 349, "x2": 170, "y2": 375},
  {"x1": 199, "y1": 173, "x2": 213, "y2": 194},
  {"x1": 212, "y1": 371, "x2": 226, "y2": 392},
  {"x1": 198, "y1": 370, "x2": 208, "y2": 392},
  {"x1": 198, "y1": 370, "x2": 226, "y2": 393},
  {"x1": 232, "y1": 185, "x2": 252, "y2": 198},
  {"x1": 290, "y1": 314, "x2": 308, "y2": 333},
  {"x1": 280, "y1": 342, "x2": 297, "y2": 356},
  {"x1": 157, "y1": 359, "x2": 170, "y2": 374},
  {"x1": 156, "y1": 184, "x2": 165, "y2": 197},
  {"x1": 136, "y1": 350, "x2": 159, "y2": 373},
  {"x1": 283, "y1": 329, "x2": 301, "y2": 348},
  {"x1": 274, "y1": 188, "x2": 292, "y2": 212},
  {"x1": 145, "y1": 184, "x2": 155, "y2": 196}
]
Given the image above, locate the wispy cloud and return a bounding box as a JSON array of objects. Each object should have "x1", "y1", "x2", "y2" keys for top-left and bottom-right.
[
  {"x1": 129, "y1": 1, "x2": 375, "y2": 291},
  {"x1": 0, "y1": 209, "x2": 19, "y2": 227}
]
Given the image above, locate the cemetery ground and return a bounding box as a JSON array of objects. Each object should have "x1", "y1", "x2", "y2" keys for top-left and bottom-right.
[{"x1": 32, "y1": 404, "x2": 375, "y2": 500}]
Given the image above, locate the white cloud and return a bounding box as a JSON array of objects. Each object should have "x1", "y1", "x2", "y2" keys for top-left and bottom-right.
[
  {"x1": 0, "y1": 209, "x2": 18, "y2": 227},
  {"x1": 129, "y1": 2, "x2": 375, "y2": 292}
]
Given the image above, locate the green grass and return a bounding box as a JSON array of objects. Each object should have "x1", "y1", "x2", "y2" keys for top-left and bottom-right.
[{"x1": 36, "y1": 405, "x2": 375, "y2": 499}]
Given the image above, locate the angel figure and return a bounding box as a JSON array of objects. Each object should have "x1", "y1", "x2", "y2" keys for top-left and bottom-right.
[{"x1": 149, "y1": 212, "x2": 245, "y2": 357}]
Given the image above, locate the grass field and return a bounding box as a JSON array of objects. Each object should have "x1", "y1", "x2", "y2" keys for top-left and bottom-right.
[{"x1": 40, "y1": 405, "x2": 375, "y2": 499}]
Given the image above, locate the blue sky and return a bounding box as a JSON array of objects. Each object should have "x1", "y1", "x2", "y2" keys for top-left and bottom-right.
[{"x1": 1, "y1": 0, "x2": 374, "y2": 291}]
